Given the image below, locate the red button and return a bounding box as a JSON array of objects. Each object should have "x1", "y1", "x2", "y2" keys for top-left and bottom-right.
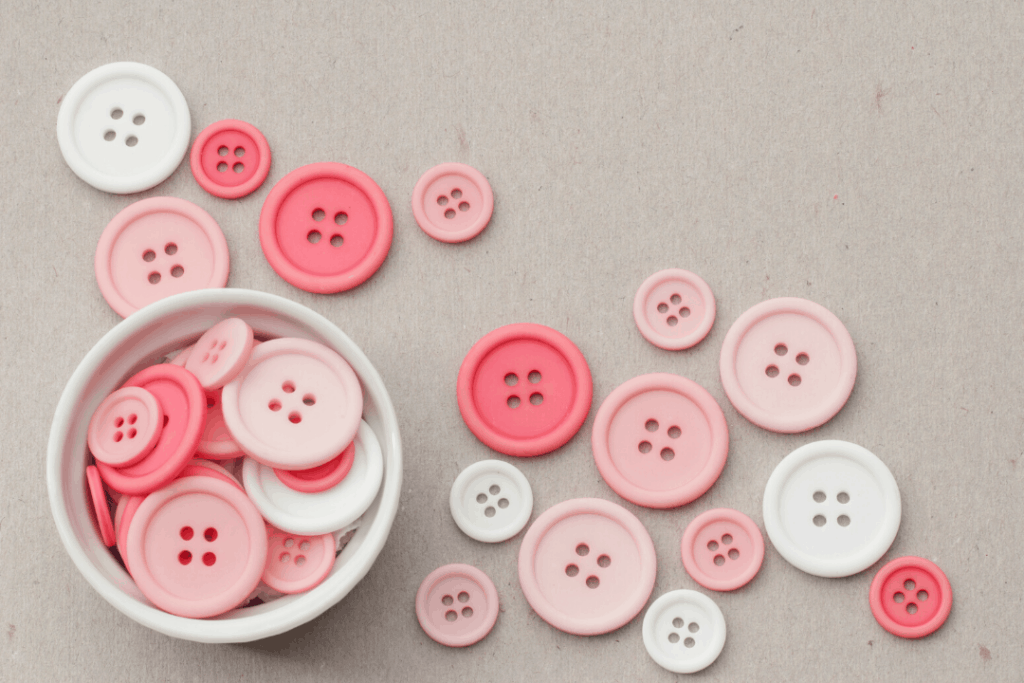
[
  {"x1": 87, "y1": 386, "x2": 163, "y2": 467},
  {"x1": 870, "y1": 556, "x2": 952, "y2": 638},
  {"x1": 86, "y1": 465, "x2": 115, "y2": 547},
  {"x1": 261, "y1": 527, "x2": 335, "y2": 594},
  {"x1": 416, "y1": 563, "x2": 500, "y2": 647},
  {"x1": 457, "y1": 323, "x2": 593, "y2": 457},
  {"x1": 680, "y1": 508, "x2": 764, "y2": 591},
  {"x1": 274, "y1": 441, "x2": 355, "y2": 493},
  {"x1": 189, "y1": 119, "x2": 271, "y2": 199},
  {"x1": 259, "y1": 162, "x2": 393, "y2": 293}
]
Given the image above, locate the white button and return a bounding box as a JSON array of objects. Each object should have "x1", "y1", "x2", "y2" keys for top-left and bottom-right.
[
  {"x1": 57, "y1": 62, "x2": 191, "y2": 194},
  {"x1": 763, "y1": 440, "x2": 901, "y2": 578},
  {"x1": 642, "y1": 590, "x2": 726, "y2": 674},
  {"x1": 241, "y1": 420, "x2": 383, "y2": 535},
  {"x1": 449, "y1": 459, "x2": 533, "y2": 543}
]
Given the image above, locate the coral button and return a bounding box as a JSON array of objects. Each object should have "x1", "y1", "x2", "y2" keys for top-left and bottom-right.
[
  {"x1": 457, "y1": 323, "x2": 593, "y2": 457},
  {"x1": 125, "y1": 476, "x2": 268, "y2": 619},
  {"x1": 870, "y1": 556, "x2": 952, "y2": 639},
  {"x1": 412, "y1": 163, "x2": 494, "y2": 243},
  {"x1": 592, "y1": 373, "x2": 729, "y2": 509},
  {"x1": 262, "y1": 527, "x2": 336, "y2": 594},
  {"x1": 184, "y1": 317, "x2": 254, "y2": 390},
  {"x1": 86, "y1": 465, "x2": 115, "y2": 547},
  {"x1": 87, "y1": 386, "x2": 163, "y2": 467},
  {"x1": 680, "y1": 508, "x2": 764, "y2": 591},
  {"x1": 720, "y1": 297, "x2": 857, "y2": 433},
  {"x1": 259, "y1": 162, "x2": 393, "y2": 293},
  {"x1": 95, "y1": 197, "x2": 230, "y2": 318},
  {"x1": 274, "y1": 441, "x2": 354, "y2": 494},
  {"x1": 416, "y1": 564, "x2": 500, "y2": 647},
  {"x1": 633, "y1": 269, "x2": 716, "y2": 350},
  {"x1": 190, "y1": 119, "x2": 271, "y2": 199}
]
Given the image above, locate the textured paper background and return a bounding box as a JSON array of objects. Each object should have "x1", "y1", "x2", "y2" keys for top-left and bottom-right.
[{"x1": 2, "y1": 1, "x2": 1022, "y2": 680}]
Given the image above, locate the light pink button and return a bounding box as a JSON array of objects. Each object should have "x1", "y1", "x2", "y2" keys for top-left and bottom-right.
[
  {"x1": 87, "y1": 386, "x2": 163, "y2": 467},
  {"x1": 190, "y1": 119, "x2": 272, "y2": 199},
  {"x1": 412, "y1": 163, "x2": 494, "y2": 243},
  {"x1": 261, "y1": 527, "x2": 335, "y2": 594},
  {"x1": 95, "y1": 197, "x2": 230, "y2": 318},
  {"x1": 592, "y1": 374, "x2": 729, "y2": 509},
  {"x1": 681, "y1": 508, "x2": 764, "y2": 591},
  {"x1": 125, "y1": 476, "x2": 268, "y2": 618},
  {"x1": 518, "y1": 498, "x2": 656, "y2": 635},
  {"x1": 633, "y1": 269, "x2": 716, "y2": 350},
  {"x1": 273, "y1": 441, "x2": 354, "y2": 493},
  {"x1": 185, "y1": 318, "x2": 254, "y2": 390},
  {"x1": 719, "y1": 297, "x2": 857, "y2": 433},
  {"x1": 221, "y1": 338, "x2": 363, "y2": 469},
  {"x1": 95, "y1": 364, "x2": 206, "y2": 496},
  {"x1": 416, "y1": 563, "x2": 500, "y2": 647},
  {"x1": 86, "y1": 465, "x2": 115, "y2": 547},
  {"x1": 196, "y1": 390, "x2": 244, "y2": 460}
]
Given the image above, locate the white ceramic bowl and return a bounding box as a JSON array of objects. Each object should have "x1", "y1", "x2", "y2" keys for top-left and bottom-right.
[{"x1": 46, "y1": 289, "x2": 402, "y2": 643}]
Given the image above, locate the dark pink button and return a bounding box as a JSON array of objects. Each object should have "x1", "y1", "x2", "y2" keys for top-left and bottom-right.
[
  {"x1": 190, "y1": 119, "x2": 271, "y2": 199},
  {"x1": 680, "y1": 508, "x2": 764, "y2": 591},
  {"x1": 261, "y1": 527, "x2": 335, "y2": 594},
  {"x1": 87, "y1": 386, "x2": 163, "y2": 467},
  {"x1": 870, "y1": 556, "x2": 952, "y2": 639},
  {"x1": 274, "y1": 441, "x2": 355, "y2": 493},
  {"x1": 416, "y1": 564, "x2": 500, "y2": 647},
  {"x1": 86, "y1": 465, "x2": 115, "y2": 547}
]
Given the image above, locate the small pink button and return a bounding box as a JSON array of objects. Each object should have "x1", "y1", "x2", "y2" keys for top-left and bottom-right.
[
  {"x1": 95, "y1": 364, "x2": 206, "y2": 496},
  {"x1": 870, "y1": 556, "x2": 952, "y2": 639},
  {"x1": 592, "y1": 373, "x2": 729, "y2": 509},
  {"x1": 457, "y1": 323, "x2": 593, "y2": 457},
  {"x1": 416, "y1": 564, "x2": 499, "y2": 647},
  {"x1": 261, "y1": 527, "x2": 335, "y2": 594},
  {"x1": 195, "y1": 390, "x2": 244, "y2": 460},
  {"x1": 125, "y1": 476, "x2": 268, "y2": 618},
  {"x1": 633, "y1": 269, "x2": 716, "y2": 350},
  {"x1": 680, "y1": 508, "x2": 764, "y2": 591},
  {"x1": 221, "y1": 338, "x2": 363, "y2": 469},
  {"x1": 95, "y1": 197, "x2": 230, "y2": 318},
  {"x1": 274, "y1": 441, "x2": 354, "y2": 493},
  {"x1": 189, "y1": 119, "x2": 271, "y2": 199},
  {"x1": 86, "y1": 465, "x2": 115, "y2": 547},
  {"x1": 184, "y1": 318, "x2": 254, "y2": 390},
  {"x1": 259, "y1": 162, "x2": 393, "y2": 293},
  {"x1": 518, "y1": 498, "x2": 656, "y2": 636},
  {"x1": 87, "y1": 386, "x2": 164, "y2": 467},
  {"x1": 719, "y1": 297, "x2": 857, "y2": 433},
  {"x1": 412, "y1": 163, "x2": 494, "y2": 243}
]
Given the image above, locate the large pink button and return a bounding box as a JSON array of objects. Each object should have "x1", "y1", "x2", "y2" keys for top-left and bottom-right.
[
  {"x1": 518, "y1": 498, "x2": 656, "y2": 635},
  {"x1": 184, "y1": 317, "x2": 254, "y2": 390},
  {"x1": 87, "y1": 386, "x2": 163, "y2": 467},
  {"x1": 416, "y1": 564, "x2": 500, "y2": 647},
  {"x1": 95, "y1": 364, "x2": 206, "y2": 495},
  {"x1": 189, "y1": 119, "x2": 271, "y2": 199},
  {"x1": 259, "y1": 162, "x2": 393, "y2": 293},
  {"x1": 86, "y1": 465, "x2": 115, "y2": 547},
  {"x1": 720, "y1": 297, "x2": 857, "y2": 433},
  {"x1": 261, "y1": 527, "x2": 335, "y2": 594},
  {"x1": 870, "y1": 556, "x2": 952, "y2": 639},
  {"x1": 411, "y1": 163, "x2": 494, "y2": 243},
  {"x1": 125, "y1": 476, "x2": 268, "y2": 618},
  {"x1": 680, "y1": 508, "x2": 764, "y2": 591},
  {"x1": 633, "y1": 269, "x2": 716, "y2": 350},
  {"x1": 592, "y1": 373, "x2": 729, "y2": 509},
  {"x1": 457, "y1": 323, "x2": 593, "y2": 457},
  {"x1": 95, "y1": 197, "x2": 230, "y2": 318},
  {"x1": 221, "y1": 338, "x2": 363, "y2": 469}
]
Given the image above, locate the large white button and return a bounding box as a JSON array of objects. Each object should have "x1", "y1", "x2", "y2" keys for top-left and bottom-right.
[
  {"x1": 449, "y1": 459, "x2": 533, "y2": 543},
  {"x1": 57, "y1": 62, "x2": 191, "y2": 194},
  {"x1": 642, "y1": 589, "x2": 726, "y2": 674},
  {"x1": 763, "y1": 440, "x2": 901, "y2": 578}
]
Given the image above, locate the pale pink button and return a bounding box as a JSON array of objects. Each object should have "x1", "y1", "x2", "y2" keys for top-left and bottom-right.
[
  {"x1": 719, "y1": 297, "x2": 857, "y2": 433},
  {"x1": 95, "y1": 197, "x2": 230, "y2": 318},
  {"x1": 416, "y1": 563, "x2": 499, "y2": 647},
  {"x1": 87, "y1": 386, "x2": 163, "y2": 467},
  {"x1": 412, "y1": 163, "x2": 494, "y2": 243},
  {"x1": 184, "y1": 318, "x2": 254, "y2": 390},
  {"x1": 518, "y1": 498, "x2": 656, "y2": 635},
  {"x1": 86, "y1": 465, "x2": 115, "y2": 547},
  {"x1": 633, "y1": 269, "x2": 716, "y2": 350},
  {"x1": 114, "y1": 494, "x2": 144, "y2": 573},
  {"x1": 681, "y1": 508, "x2": 765, "y2": 591},
  {"x1": 592, "y1": 373, "x2": 729, "y2": 509},
  {"x1": 125, "y1": 476, "x2": 268, "y2": 618},
  {"x1": 261, "y1": 527, "x2": 335, "y2": 594},
  {"x1": 221, "y1": 338, "x2": 363, "y2": 469}
]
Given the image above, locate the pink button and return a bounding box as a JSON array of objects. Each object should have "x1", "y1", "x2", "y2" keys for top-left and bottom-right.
[
  {"x1": 221, "y1": 338, "x2": 363, "y2": 469},
  {"x1": 114, "y1": 494, "x2": 143, "y2": 574},
  {"x1": 273, "y1": 441, "x2": 354, "y2": 493},
  {"x1": 259, "y1": 162, "x2": 393, "y2": 293},
  {"x1": 86, "y1": 465, "x2": 115, "y2": 547},
  {"x1": 870, "y1": 556, "x2": 952, "y2": 639},
  {"x1": 95, "y1": 364, "x2": 206, "y2": 496},
  {"x1": 719, "y1": 297, "x2": 857, "y2": 433},
  {"x1": 177, "y1": 459, "x2": 244, "y2": 490},
  {"x1": 95, "y1": 197, "x2": 230, "y2": 318},
  {"x1": 680, "y1": 508, "x2": 764, "y2": 591},
  {"x1": 633, "y1": 269, "x2": 716, "y2": 351},
  {"x1": 169, "y1": 343, "x2": 194, "y2": 367},
  {"x1": 184, "y1": 318, "x2": 254, "y2": 390},
  {"x1": 411, "y1": 163, "x2": 494, "y2": 243},
  {"x1": 592, "y1": 373, "x2": 729, "y2": 509},
  {"x1": 195, "y1": 390, "x2": 244, "y2": 460},
  {"x1": 261, "y1": 527, "x2": 335, "y2": 594},
  {"x1": 457, "y1": 323, "x2": 593, "y2": 457},
  {"x1": 189, "y1": 119, "x2": 271, "y2": 199},
  {"x1": 87, "y1": 386, "x2": 164, "y2": 467},
  {"x1": 416, "y1": 563, "x2": 500, "y2": 647},
  {"x1": 125, "y1": 476, "x2": 268, "y2": 618},
  {"x1": 518, "y1": 498, "x2": 656, "y2": 635}
]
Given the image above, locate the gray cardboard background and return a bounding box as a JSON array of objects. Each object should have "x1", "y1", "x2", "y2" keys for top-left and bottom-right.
[{"x1": 2, "y1": 1, "x2": 1023, "y2": 680}]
